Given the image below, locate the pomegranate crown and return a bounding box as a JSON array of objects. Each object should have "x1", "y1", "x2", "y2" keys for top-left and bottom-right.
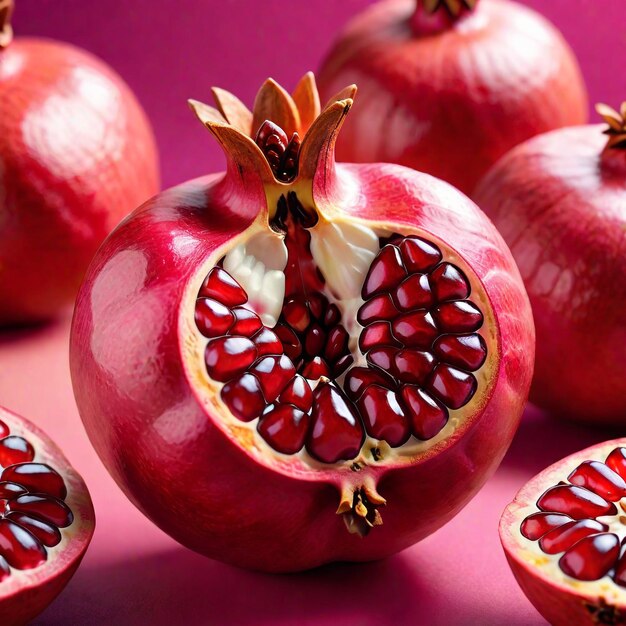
[
  {"x1": 596, "y1": 102, "x2": 626, "y2": 150},
  {"x1": 189, "y1": 72, "x2": 356, "y2": 185},
  {"x1": 0, "y1": 0, "x2": 13, "y2": 49},
  {"x1": 421, "y1": 0, "x2": 478, "y2": 16}
]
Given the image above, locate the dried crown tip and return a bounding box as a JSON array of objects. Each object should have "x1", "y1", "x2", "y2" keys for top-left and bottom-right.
[
  {"x1": 596, "y1": 101, "x2": 626, "y2": 150},
  {"x1": 0, "y1": 0, "x2": 14, "y2": 49},
  {"x1": 422, "y1": 0, "x2": 478, "y2": 16}
]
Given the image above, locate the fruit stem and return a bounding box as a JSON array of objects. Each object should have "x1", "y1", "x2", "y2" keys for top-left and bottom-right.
[
  {"x1": 0, "y1": 0, "x2": 13, "y2": 50},
  {"x1": 410, "y1": 0, "x2": 478, "y2": 35}
]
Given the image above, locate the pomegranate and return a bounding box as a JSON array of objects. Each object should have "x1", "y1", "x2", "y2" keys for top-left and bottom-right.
[
  {"x1": 475, "y1": 103, "x2": 626, "y2": 425},
  {"x1": 499, "y1": 439, "x2": 626, "y2": 626},
  {"x1": 0, "y1": 406, "x2": 94, "y2": 625},
  {"x1": 0, "y1": 0, "x2": 159, "y2": 326},
  {"x1": 70, "y1": 73, "x2": 533, "y2": 572},
  {"x1": 317, "y1": 0, "x2": 588, "y2": 195}
]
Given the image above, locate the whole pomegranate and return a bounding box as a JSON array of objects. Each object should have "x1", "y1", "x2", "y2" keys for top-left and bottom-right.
[
  {"x1": 0, "y1": 406, "x2": 94, "y2": 625},
  {"x1": 501, "y1": 439, "x2": 626, "y2": 626},
  {"x1": 475, "y1": 104, "x2": 626, "y2": 425},
  {"x1": 0, "y1": 0, "x2": 159, "y2": 325},
  {"x1": 317, "y1": 0, "x2": 588, "y2": 195},
  {"x1": 70, "y1": 73, "x2": 534, "y2": 572}
]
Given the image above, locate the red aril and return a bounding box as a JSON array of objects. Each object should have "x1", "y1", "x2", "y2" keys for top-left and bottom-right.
[
  {"x1": 70, "y1": 73, "x2": 533, "y2": 572},
  {"x1": 500, "y1": 439, "x2": 626, "y2": 626},
  {"x1": 0, "y1": 0, "x2": 159, "y2": 325},
  {"x1": 475, "y1": 103, "x2": 626, "y2": 424},
  {"x1": 317, "y1": 0, "x2": 587, "y2": 195},
  {"x1": 0, "y1": 406, "x2": 94, "y2": 625}
]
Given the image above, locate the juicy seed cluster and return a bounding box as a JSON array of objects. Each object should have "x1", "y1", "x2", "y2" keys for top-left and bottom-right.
[
  {"x1": 0, "y1": 419, "x2": 73, "y2": 578},
  {"x1": 255, "y1": 121, "x2": 301, "y2": 183},
  {"x1": 195, "y1": 234, "x2": 487, "y2": 465},
  {"x1": 521, "y1": 447, "x2": 626, "y2": 585}
]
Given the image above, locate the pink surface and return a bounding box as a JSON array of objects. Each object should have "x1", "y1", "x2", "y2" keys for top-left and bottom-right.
[{"x1": 3, "y1": 0, "x2": 624, "y2": 623}]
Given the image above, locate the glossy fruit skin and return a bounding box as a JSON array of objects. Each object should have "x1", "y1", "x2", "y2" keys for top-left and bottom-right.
[
  {"x1": 0, "y1": 406, "x2": 94, "y2": 625},
  {"x1": 317, "y1": 0, "x2": 587, "y2": 195},
  {"x1": 70, "y1": 149, "x2": 534, "y2": 572},
  {"x1": 475, "y1": 126, "x2": 626, "y2": 425},
  {"x1": 0, "y1": 38, "x2": 159, "y2": 325},
  {"x1": 500, "y1": 439, "x2": 626, "y2": 626}
]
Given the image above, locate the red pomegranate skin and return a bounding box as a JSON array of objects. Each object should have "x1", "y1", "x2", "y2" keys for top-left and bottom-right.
[
  {"x1": 0, "y1": 38, "x2": 159, "y2": 325},
  {"x1": 70, "y1": 136, "x2": 534, "y2": 571},
  {"x1": 475, "y1": 126, "x2": 626, "y2": 425},
  {"x1": 317, "y1": 0, "x2": 588, "y2": 195}
]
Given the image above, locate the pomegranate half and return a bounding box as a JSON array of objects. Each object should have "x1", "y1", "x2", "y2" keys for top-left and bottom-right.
[
  {"x1": 0, "y1": 0, "x2": 159, "y2": 325},
  {"x1": 70, "y1": 73, "x2": 534, "y2": 572},
  {"x1": 317, "y1": 0, "x2": 588, "y2": 195},
  {"x1": 475, "y1": 103, "x2": 626, "y2": 425},
  {"x1": 0, "y1": 406, "x2": 94, "y2": 625},
  {"x1": 500, "y1": 439, "x2": 626, "y2": 626}
]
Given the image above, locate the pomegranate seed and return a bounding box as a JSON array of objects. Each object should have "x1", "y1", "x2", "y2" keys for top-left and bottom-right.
[
  {"x1": 199, "y1": 267, "x2": 247, "y2": 306},
  {"x1": 568, "y1": 460, "x2": 626, "y2": 501},
  {"x1": 559, "y1": 533, "x2": 620, "y2": 581},
  {"x1": 8, "y1": 494, "x2": 73, "y2": 528},
  {"x1": 0, "y1": 482, "x2": 27, "y2": 499},
  {"x1": 359, "y1": 321, "x2": 401, "y2": 353},
  {"x1": 205, "y1": 337, "x2": 257, "y2": 382},
  {"x1": 221, "y1": 373, "x2": 266, "y2": 422},
  {"x1": 195, "y1": 298, "x2": 235, "y2": 338},
  {"x1": 344, "y1": 367, "x2": 396, "y2": 402},
  {"x1": 250, "y1": 355, "x2": 296, "y2": 403},
  {"x1": 324, "y1": 304, "x2": 341, "y2": 327},
  {"x1": 230, "y1": 307, "x2": 263, "y2": 336},
  {"x1": 427, "y1": 365, "x2": 477, "y2": 409},
  {"x1": 429, "y1": 263, "x2": 470, "y2": 302},
  {"x1": 357, "y1": 385, "x2": 410, "y2": 447},
  {"x1": 521, "y1": 512, "x2": 574, "y2": 541},
  {"x1": 1, "y1": 463, "x2": 66, "y2": 500},
  {"x1": 275, "y1": 324, "x2": 302, "y2": 361},
  {"x1": 304, "y1": 324, "x2": 326, "y2": 356},
  {"x1": 400, "y1": 386, "x2": 448, "y2": 440},
  {"x1": 605, "y1": 448, "x2": 626, "y2": 481},
  {"x1": 252, "y1": 328, "x2": 283, "y2": 357},
  {"x1": 0, "y1": 519, "x2": 46, "y2": 569},
  {"x1": 537, "y1": 484, "x2": 617, "y2": 519},
  {"x1": 393, "y1": 349, "x2": 436, "y2": 385},
  {"x1": 0, "y1": 421, "x2": 8, "y2": 438},
  {"x1": 433, "y1": 301, "x2": 483, "y2": 333},
  {"x1": 308, "y1": 293, "x2": 326, "y2": 320},
  {"x1": 357, "y1": 294, "x2": 399, "y2": 326},
  {"x1": 614, "y1": 551, "x2": 626, "y2": 587},
  {"x1": 392, "y1": 274, "x2": 433, "y2": 311},
  {"x1": 362, "y1": 245, "x2": 407, "y2": 299},
  {"x1": 301, "y1": 357, "x2": 330, "y2": 380},
  {"x1": 325, "y1": 326, "x2": 349, "y2": 362},
  {"x1": 400, "y1": 237, "x2": 442, "y2": 272},
  {"x1": 0, "y1": 557, "x2": 9, "y2": 581},
  {"x1": 283, "y1": 298, "x2": 310, "y2": 332},
  {"x1": 539, "y1": 519, "x2": 608, "y2": 555},
  {"x1": 279, "y1": 375, "x2": 313, "y2": 412},
  {"x1": 433, "y1": 334, "x2": 487, "y2": 371},
  {"x1": 306, "y1": 383, "x2": 365, "y2": 464},
  {"x1": 391, "y1": 311, "x2": 438, "y2": 348},
  {"x1": 0, "y1": 436, "x2": 35, "y2": 466},
  {"x1": 6, "y1": 512, "x2": 61, "y2": 547},
  {"x1": 333, "y1": 355, "x2": 354, "y2": 377},
  {"x1": 257, "y1": 404, "x2": 309, "y2": 455},
  {"x1": 367, "y1": 347, "x2": 397, "y2": 371}
]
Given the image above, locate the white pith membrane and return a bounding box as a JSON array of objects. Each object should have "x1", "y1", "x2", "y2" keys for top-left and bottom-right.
[
  {"x1": 506, "y1": 440, "x2": 626, "y2": 603},
  {"x1": 183, "y1": 208, "x2": 498, "y2": 471},
  {"x1": 0, "y1": 410, "x2": 91, "y2": 597}
]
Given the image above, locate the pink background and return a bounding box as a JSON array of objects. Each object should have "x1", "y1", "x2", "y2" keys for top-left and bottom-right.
[{"x1": 3, "y1": 1, "x2": 625, "y2": 624}]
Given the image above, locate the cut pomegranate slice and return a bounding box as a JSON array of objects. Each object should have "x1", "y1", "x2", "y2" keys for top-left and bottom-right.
[
  {"x1": 501, "y1": 439, "x2": 626, "y2": 626},
  {"x1": 0, "y1": 407, "x2": 94, "y2": 624}
]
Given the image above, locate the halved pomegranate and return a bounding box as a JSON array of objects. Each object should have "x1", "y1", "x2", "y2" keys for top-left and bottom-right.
[
  {"x1": 501, "y1": 440, "x2": 626, "y2": 626},
  {"x1": 70, "y1": 73, "x2": 533, "y2": 572},
  {"x1": 475, "y1": 103, "x2": 626, "y2": 424},
  {"x1": 317, "y1": 0, "x2": 588, "y2": 195},
  {"x1": 0, "y1": 406, "x2": 94, "y2": 625}
]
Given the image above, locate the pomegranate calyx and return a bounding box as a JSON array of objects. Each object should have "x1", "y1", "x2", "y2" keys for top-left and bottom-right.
[
  {"x1": 337, "y1": 484, "x2": 386, "y2": 537},
  {"x1": 0, "y1": 0, "x2": 13, "y2": 49},
  {"x1": 422, "y1": 0, "x2": 478, "y2": 16},
  {"x1": 596, "y1": 102, "x2": 626, "y2": 151}
]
